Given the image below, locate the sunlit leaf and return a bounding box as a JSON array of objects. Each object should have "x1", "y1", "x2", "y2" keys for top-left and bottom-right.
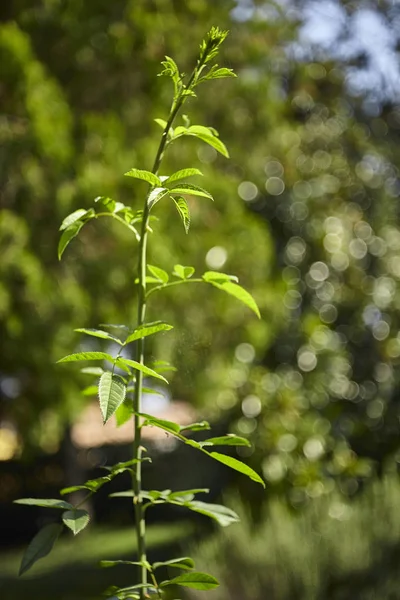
[
  {"x1": 147, "y1": 265, "x2": 169, "y2": 283},
  {"x1": 147, "y1": 186, "x2": 170, "y2": 210},
  {"x1": 165, "y1": 168, "x2": 203, "y2": 184},
  {"x1": 58, "y1": 220, "x2": 85, "y2": 260},
  {"x1": 116, "y1": 358, "x2": 168, "y2": 382},
  {"x1": 168, "y1": 183, "x2": 213, "y2": 201},
  {"x1": 208, "y1": 452, "x2": 265, "y2": 487},
  {"x1": 199, "y1": 435, "x2": 251, "y2": 447},
  {"x1": 184, "y1": 501, "x2": 240, "y2": 527},
  {"x1": 19, "y1": 523, "x2": 63, "y2": 576},
  {"x1": 206, "y1": 280, "x2": 260, "y2": 318},
  {"x1": 202, "y1": 271, "x2": 239, "y2": 283},
  {"x1": 14, "y1": 498, "x2": 73, "y2": 510},
  {"x1": 124, "y1": 168, "x2": 161, "y2": 187},
  {"x1": 115, "y1": 400, "x2": 133, "y2": 427},
  {"x1": 59, "y1": 209, "x2": 89, "y2": 231},
  {"x1": 62, "y1": 509, "x2": 90, "y2": 535},
  {"x1": 179, "y1": 421, "x2": 210, "y2": 432},
  {"x1": 98, "y1": 372, "x2": 126, "y2": 424},
  {"x1": 173, "y1": 264, "x2": 195, "y2": 279},
  {"x1": 124, "y1": 321, "x2": 173, "y2": 344},
  {"x1": 173, "y1": 196, "x2": 190, "y2": 233},
  {"x1": 141, "y1": 414, "x2": 180, "y2": 434},
  {"x1": 153, "y1": 557, "x2": 195, "y2": 571},
  {"x1": 74, "y1": 328, "x2": 123, "y2": 344},
  {"x1": 160, "y1": 571, "x2": 219, "y2": 590},
  {"x1": 57, "y1": 352, "x2": 115, "y2": 364}
]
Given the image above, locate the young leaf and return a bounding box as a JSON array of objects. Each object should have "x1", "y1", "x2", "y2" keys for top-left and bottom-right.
[
  {"x1": 124, "y1": 168, "x2": 162, "y2": 187},
  {"x1": 165, "y1": 168, "x2": 203, "y2": 185},
  {"x1": 199, "y1": 435, "x2": 251, "y2": 448},
  {"x1": 124, "y1": 321, "x2": 173, "y2": 344},
  {"x1": 169, "y1": 183, "x2": 213, "y2": 201},
  {"x1": 147, "y1": 186, "x2": 170, "y2": 210},
  {"x1": 175, "y1": 125, "x2": 229, "y2": 158},
  {"x1": 14, "y1": 498, "x2": 73, "y2": 510},
  {"x1": 81, "y1": 366, "x2": 104, "y2": 376},
  {"x1": 153, "y1": 557, "x2": 195, "y2": 571},
  {"x1": 59, "y1": 209, "x2": 89, "y2": 231},
  {"x1": 74, "y1": 328, "x2": 123, "y2": 345},
  {"x1": 208, "y1": 452, "x2": 265, "y2": 488},
  {"x1": 168, "y1": 489, "x2": 210, "y2": 501},
  {"x1": 82, "y1": 385, "x2": 98, "y2": 396},
  {"x1": 173, "y1": 196, "x2": 190, "y2": 234},
  {"x1": 206, "y1": 280, "x2": 260, "y2": 318},
  {"x1": 185, "y1": 501, "x2": 240, "y2": 527},
  {"x1": 173, "y1": 264, "x2": 195, "y2": 279},
  {"x1": 141, "y1": 414, "x2": 181, "y2": 435},
  {"x1": 147, "y1": 265, "x2": 169, "y2": 283},
  {"x1": 58, "y1": 220, "x2": 85, "y2": 260},
  {"x1": 200, "y1": 67, "x2": 236, "y2": 81},
  {"x1": 98, "y1": 372, "x2": 127, "y2": 424},
  {"x1": 116, "y1": 358, "x2": 168, "y2": 383},
  {"x1": 60, "y1": 476, "x2": 111, "y2": 495},
  {"x1": 154, "y1": 118, "x2": 168, "y2": 130},
  {"x1": 62, "y1": 509, "x2": 90, "y2": 535},
  {"x1": 57, "y1": 352, "x2": 115, "y2": 364},
  {"x1": 19, "y1": 523, "x2": 63, "y2": 576},
  {"x1": 179, "y1": 421, "x2": 210, "y2": 432},
  {"x1": 160, "y1": 571, "x2": 219, "y2": 590},
  {"x1": 115, "y1": 400, "x2": 133, "y2": 427},
  {"x1": 202, "y1": 271, "x2": 239, "y2": 283},
  {"x1": 100, "y1": 560, "x2": 147, "y2": 568}
]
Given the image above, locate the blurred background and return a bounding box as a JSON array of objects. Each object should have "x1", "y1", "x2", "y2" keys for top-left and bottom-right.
[{"x1": 2, "y1": 0, "x2": 400, "y2": 598}]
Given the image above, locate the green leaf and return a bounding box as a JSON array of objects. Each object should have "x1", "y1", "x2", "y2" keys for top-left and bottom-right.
[
  {"x1": 147, "y1": 265, "x2": 169, "y2": 283},
  {"x1": 154, "y1": 118, "x2": 168, "y2": 130},
  {"x1": 184, "y1": 501, "x2": 240, "y2": 527},
  {"x1": 165, "y1": 168, "x2": 203, "y2": 184},
  {"x1": 81, "y1": 367, "x2": 104, "y2": 376},
  {"x1": 19, "y1": 523, "x2": 63, "y2": 576},
  {"x1": 179, "y1": 421, "x2": 210, "y2": 432},
  {"x1": 141, "y1": 414, "x2": 180, "y2": 435},
  {"x1": 208, "y1": 452, "x2": 265, "y2": 487},
  {"x1": 200, "y1": 67, "x2": 236, "y2": 81},
  {"x1": 115, "y1": 401, "x2": 133, "y2": 427},
  {"x1": 98, "y1": 372, "x2": 127, "y2": 424},
  {"x1": 124, "y1": 168, "x2": 161, "y2": 187},
  {"x1": 147, "y1": 186, "x2": 170, "y2": 210},
  {"x1": 62, "y1": 509, "x2": 90, "y2": 535},
  {"x1": 14, "y1": 498, "x2": 73, "y2": 510},
  {"x1": 57, "y1": 352, "x2": 115, "y2": 364},
  {"x1": 82, "y1": 385, "x2": 98, "y2": 396},
  {"x1": 206, "y1": 280, "x2": 260, "y2": 318},
  {"x1": 168, "y1": 489, "x2": 209, "y2": 501},
  {"x1": 173, "y1": 264, "x2": 195, "y2": 279},
  {"x1": 104, "y1": 457, "x2": 151, "y2": 476},
  {"x1": 202, "y1": 271, "x2": 239, "y2": 283},
  {"x1": 153, "y1": 557, "x2": 195, "y2": 571},
  {"x1": 175, "y1": 125, "x2": 229, "y2": 158},
  {"x1": 169, "y1": 183, "x2": 213, "y2": 201},
  {"x1": 116, "y1": 358, "x2": 168, "y2": 383},
  {"x1": 59, "y1": 209, "x2": 89, "y2": 231},
  {"x1": 58, "y1": 220, "x2": 85, "y2": 260},
  {"x1": 60, "y1": 476, "x2": 111, "y2": 495},
  {"x1": 173, "y1": 196, "x2": 190, "y2": 234},
  {"x1": 199, "y1": 435, "x2": 251, "y2": 448},
  {"x1": 100, "y1": 560, "x2": 147, "y2": 568},
  {"x1": 160, "y1": 571, "x2": 219, "y2": 590},
  {"x1": 124, "y1": 321, "x2": 173, "y2": 344},
  {"x1": 74, "y1": 328, "x2": 123, "y2": 344},
  {"x1": 94, "y1": 196, "x2": 116, "y2": 212}
]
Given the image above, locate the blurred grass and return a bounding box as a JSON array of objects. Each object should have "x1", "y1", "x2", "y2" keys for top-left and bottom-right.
[
  {"x1": 187, "y1": 474, "x2": 400, "y2": 600},
  {"x1": 0, "y1": 521, "x2": 192, "y2": 600}
]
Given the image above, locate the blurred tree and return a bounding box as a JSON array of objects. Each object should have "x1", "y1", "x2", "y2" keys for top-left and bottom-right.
[{"x1": 1, "y1": 0, "x2": 400, "y2": 507}]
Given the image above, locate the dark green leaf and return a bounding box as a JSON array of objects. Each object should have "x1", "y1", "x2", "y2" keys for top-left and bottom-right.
[
  {"x1": 153, "y1": 557, "x2": 195, "y2": 571},
  {"x1": 147, "y1": 265, "x2": 169, "y2": 283},
  {"x1": 172, "y1": 196, "x2": 190, "y2": 233},
  {"x1": 208, "y1": 452, "x2": 265, "y2": 487},
  {"x1": 124, "y1": 168, "x2": 161, "y2": 187},
  {"x1": 169, "y1": 183, "x2": 213, "y2": 201},
  {"x1": 166, "y1": 168, "x2": 203, "y2": 184},
  {"x1": 74, "y1": 328, "x2": 123, "y2": 344},
  {"x1": 19, "y1": 523, "x2": 63, "y2": 576},
  {"x1": 124, "y1": 321, "x2": 173, "y2": 344},
  {"x1": 173, "y1": 265, "x2": 195, "y2": 279},
  {"x1": 14, "y1": 498, "x2": 73, "y2": 510},
  {"x1": 62, "y1": 509, "x2": 90, "y2": 535},
  {"x1": 58, "y1": 220, "x2": 85, "y2": 260},
  {"x1": 160, "y1": 571, "x2": 219, "y2": 590},
  {"x1": 98, "y1": 372, "x2": 127, "y2": 424}
]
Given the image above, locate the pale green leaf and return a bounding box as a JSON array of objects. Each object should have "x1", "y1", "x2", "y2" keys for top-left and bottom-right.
[
  {"x1": 19, "y1": 523, "x2": 63, "y2": 576},
  {"x1": 173, "y1": 196, "x2": 190, "y2": 233},
  {"x1": 82, "y1": 385, "x2": 98, "y2": 396},
  {"x1": 166, "y1": 168, "x2": 203, "y2": 184},
  {"x1": 153, "y1": 557, "x2": 195, "y2": 571},
  {"x1": 175, "y1": 125, "x2": 229, "y2": 158},
  {"x1": 202, "y1": 271, "x2": 239, "y2": 283},
  {"x1": 14, "y1": 498, "x2": 73, "y2": 510},
  {"x1": 115, "y1": 401, "x2": 133, "y2": 427},
  {"x1": 201, "y1": 67, "x2": 236, "y2": 81},
  {"x1": 59, "y1": 209, "x2": 88, "y2": 231},
  {"x1": 179, "y1": 421, "x2": 210, "y2": 432},
  {"x1": 147, "y1": 265, "x2": 169, "y2": 283},
  {"x1": 124, "y1": 321, "x2": 173, "y2": 345},
  {"x1": 154, "y1": 118, "x2": 168, "y2": 130},
  {"x1": 58, "y1": 220, "x2": 85, "y2": 260},
  {"x1": 141, "y1": 414, "x2": 180, "y2": 434},
  {"x1": 184, "y1": 501, "x2": 240, "y2": 527},
  {"x1": 124, "y1": 168, "x2": 161, "y2": 187},
  {"x1": 199, "y1": 435, "x2": 251, "y2": 448},
  {"x1": 206, "y1": 280, "x2": 260, "y2": 318},
  {"x1": 98, "y1": 372, "x2": 127, "y2": 424},
  {"x1": 116, "y1": 358, "x2": 168, "y2": 382},
  {"x1": 57, "y1": 352, "x2": 115, "y2": 364},
  {"x1": 168, "y1": 489, "x2": 209, "y2": 501},
  {"x1": 62, "y1": 509, "x2": 90, "y2": 535},
  {"x1": 81, "y1": 367, "x2": 104, "y2": 376},
  {"x1": 147, "y1": 186, "x2": 170, "y2": 210},
  {"x1": 74, "y1": 328, "x2": 123, "y2": 345},
  {"x1": 168, "y1": 183, "x2": 213, "y2": 201},
  {"x1": 173, "y1": 264, "x2": 195, "y2": 279},
  {"x1": 161, "y1": 571, "x2": 219, "y2": 590},
  {"x1": 208, "y1": 452, "x2": 265, "y2": 487}
]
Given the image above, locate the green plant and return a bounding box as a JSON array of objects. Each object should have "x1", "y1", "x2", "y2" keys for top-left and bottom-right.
[{"x1": 14, "y1": 28, "x2": 264, "y2": 599}]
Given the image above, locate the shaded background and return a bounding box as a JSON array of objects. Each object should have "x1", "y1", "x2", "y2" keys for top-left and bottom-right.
[{"x1": 2, "y1": 0, "x2": 400, "y2": 598}]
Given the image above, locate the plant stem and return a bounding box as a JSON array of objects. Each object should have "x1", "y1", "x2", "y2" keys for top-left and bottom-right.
[{"x1": 132, "y1": 68, "x2": 199, "y2": 599}]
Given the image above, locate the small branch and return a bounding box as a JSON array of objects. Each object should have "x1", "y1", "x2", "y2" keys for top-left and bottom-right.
[{"x1": 146, "y1": 278, "x2": 203, "y2": 299}]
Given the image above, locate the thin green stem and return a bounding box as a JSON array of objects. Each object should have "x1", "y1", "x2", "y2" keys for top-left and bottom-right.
[{"x1": 146, "y1": 278, "x2": 203, "y2": 299}]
